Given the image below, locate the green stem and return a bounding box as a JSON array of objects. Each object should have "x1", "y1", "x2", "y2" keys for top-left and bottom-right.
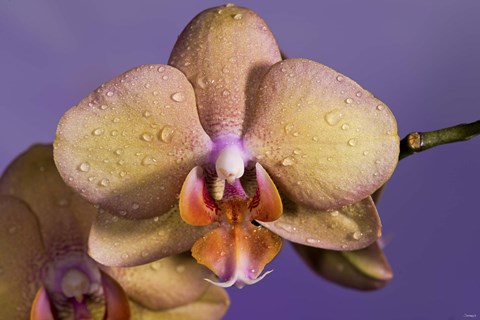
[{"x1": 399, "y1": 120, "x2": 480, "y2": 160}]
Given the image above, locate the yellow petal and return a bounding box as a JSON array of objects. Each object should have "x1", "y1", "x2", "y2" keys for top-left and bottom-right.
[
  {"x1": 293, "y1": 241, "x2": 393, "y2": 291},
  {"x1": 169, "y1": 5, "x2": 281, "y2": 138},
  {"x1": 54, "y1": 64, "x2": 212, "y2": 219},
  {"x1": 0, "y1": 144, "x2": 96, "y2": 250},
  {"x1": 104, "y1": 253, "x2": 210, "y2": 310},
  {"x1": 88, "y1": 207, "x2": 213, "y2": 267},
  {"x1": 129, "y1": 285, "x2": 229, "y2": 320},
  {"x1": 244, "y1": 58, "x2": 399, "y2": 210},
  {"x1": 0, "y1": 196, "x2": 45, "y2": 319},
  {"x1": 260, "y1": 196, "x2": 381, "y2": 251}
]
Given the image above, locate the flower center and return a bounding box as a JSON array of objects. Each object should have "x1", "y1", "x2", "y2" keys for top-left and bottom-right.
[
  {"x1": 215, "y1": 145, "x2": 245, "y2": 184},
  {"x1": 60, "y1": 269, "x2": 91, "y2": 303}
]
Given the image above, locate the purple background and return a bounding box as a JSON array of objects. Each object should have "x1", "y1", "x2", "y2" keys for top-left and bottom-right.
[{"x1": 1, "y1": 1, "x2": 479, "y2": 319}]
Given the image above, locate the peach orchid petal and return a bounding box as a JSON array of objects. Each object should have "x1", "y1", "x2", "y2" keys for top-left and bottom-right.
[
  {"x1": 260, "y1": 196, "x2": 381, "y2": 251},
  {"x1": 88, "y1": 207, "x2": 213, "y2": 267},
  {"x1": 179, "y1": 166, "x2": 219, "y2": 226},
  {"x1": 0, "y1": 196, "x2": 45, "y2": 319},
  {"x1": 104, "y1": 253, "x2": 211, "y2": 310},
  {"x1": 31, "y1": 287, "x2": 54, "y2": 320},
  {"x1": 101, "y1": 271, "x2": 131, "y2": 320},
  {"x1": 169, "y1": 4, "x2": 281, "y2": 138},
  {"x1": 244, "y1": 58, "x2": 399, "y2": 210},
  {"x1": 192, "y1": 217, "x2": 282, "y2": 288},
  {"x1": 54, "y1": 64, "x2": 212, "y2": 219},
  {"x1": 129, "y1": 285, "x2": 229, "y2": 320},
  {"x1": 249, "y1": 163, "x2": 282, "y2": 222},
  {"x1": 0, "y1": 144, "x2": 96, "y2": 250},
  {"x1": 293, "y1": 241, "x2": 393, "y2": 291}
]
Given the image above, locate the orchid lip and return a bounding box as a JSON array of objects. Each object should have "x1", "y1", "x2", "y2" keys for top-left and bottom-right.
[{"x1": 204, "y1": 269, "x2": 274, "y2": 289}]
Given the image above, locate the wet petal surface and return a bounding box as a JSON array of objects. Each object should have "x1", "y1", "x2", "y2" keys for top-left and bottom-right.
[
  {"x1": 129, "y1": 285, "x2": 229, "y2": 320},
  {"x1": 244, "y1": 58, "x2": 399, "y2": 210},
  {"x1": 169, "y1": 5, "x2": 281, "y2": 138},
  {"x1": 89, "y1": 207, "x2": 213, "y2": 267},
  {"x1": 0, "y1": 196, "x2": 45, "y2": 319},
  {"x1": 260, "y1": 196, "x2": 381, "y2": 251},
  {"x1": 104, "y1": 253, "x2": 210, "y2": 310},
  {"x1": 54, "y1": 64, "x2": 211, "y2": 219},
  {"x1": 0, "y1": 144, "x2": 96, "y2": 250}
]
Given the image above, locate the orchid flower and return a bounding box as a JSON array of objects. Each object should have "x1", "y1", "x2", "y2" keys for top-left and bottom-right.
[
  {"x1": 0, "y1": 145, "x2": 229, "y2": 319},
  {"x1": 53, "y1": 4, "x2": 399, "y2": 288}
]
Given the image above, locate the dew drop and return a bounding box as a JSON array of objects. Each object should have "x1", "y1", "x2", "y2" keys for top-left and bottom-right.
[
  {"x1": 111, "y1": 130, "x2": 119, "y2": 136},
  {"x1": 159, "y1": 125, "x2": 175, "y2": 143},
  {"x1": 158, "y1": 66, "x2": 165, "y2": 73},
  {"x1": 281, "y1": 157, "x2": 295, "y2": 166},
  {"x1": 327, "y1": 157, "x2": 333, "y2": 162},
  {"x1": 312, "y1": 136, "x2": 319, "y2": 142},
  {"x1": 376, "y1": 104, "x2": 384, "y2": 111},
  {"x1": 118, "y1": 159, "x2": 125, "y2": 166},
  {"x1": 141, "y1": 132, "x2": 154, "y2": 142},
  {"x1": 92, "y1": 128, "x2": 105, "y2": 136},
  {"x1": 336, "y1": 75, "x2": 344, "y2": 82},
  {"x1": 324, "y1": 110, "x2": 343, "y2": 126},
  {"x1": 345, "y1": 98, "x2": 353, "y2": 104},
  {"x1": 225, "y1": 3, "x2": 235, "y2": 7},
  {"x1": 99, "y1": 179, "x2": 110, "y2": 187},
  {"x1": 341, "y1": 123, "x2": 350, "y2": 131},
  {"x1": 306, "y1": 238, "x2": 320, "y2": 244},
  {"x1": 142, "y1": 156, "x2": 158, "y2": 166},
  {"x1": 353, "y1": 231, "x2": 363, "y2": 240},
  {"x1": 233, "y1": 13, "x2": 243, "y2": 20},
  {"x1": 355, "y1": 91, "x2": 362, "y2": 97},
  {"x1": 153, "y1": 217, "x2": 159, "y2": 222},
  {"x1": 106, "y1": 91, "x2": 114, "y2": 97},
  {"x1": 162, "y1": 75, "x2": 169, "y2": 80},
  {"x1": 100, "y1": 104, "x2": 108, "y2": 110},
  {"x1": 176, "y1": 265, "x2": 186, "y2": 273},
  {"x1": 330, "y1": 210, "x2": 339, "y2": 217},
  {"x1": 113, "y1": 118, "x2": 120, "y2": 123},
  {"x1": 114, "y1": 148, "x2": 124, "y2": 155},
  {"x1": 348, "y1": 138, "x2": 357, "y2": 147},
  {"x1": 143, "y1": 111, "x2": 152, "y2": 118},
  {"x1": 132, "y1": 203, "x2": 140, "y2": 210},
  {"x1": 78, "y1": 162, "x2": 90, "y2": 172},
  {"x1": 196, "y1": 76, "x2": 207, "y2": 89},
  {"x1": 284, "y1": 123, "x2": 294, "y2": 134},
  {"x1": 363, "y1": 151, "x2": 369, "y2": 156},
  {"x1": 276, "y1": 222, "x2": 293, "y2": 232},
  {"x1": 119, "y1": 171, "x2": 127, "y2": 177},
  {"x1": 222, "y1": 89, "x2": 230, "y2": 96},
  {"x1": 171, "y1": 92, "x2": 186, "y2": 102},
  {"x1": 293, "y1": 149, "x2": 302, "y2": 155}
]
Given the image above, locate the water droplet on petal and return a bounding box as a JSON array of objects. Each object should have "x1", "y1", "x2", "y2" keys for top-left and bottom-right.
[
  {"x1": 106, "y1": 91, "x2": 114, "y2": 97},
  {"x1": 158, "y1": 66, "x2": 165, "y2": 73},
  {"x1": 348, "y1": 138, "x2": 357, "y2": 147},
  {"x1": 114, "y1": 148, "x2": 124, "y2": 155},
  {"x1": 281, "y1": 157, "x2": 295, "y2": 166},
  {"x1": 325, "y1": 110, "x2": 343, "y2": 126},
  {"x1": 284, "y1": 123, "x2": 294, "y2": 134},
  {"x1": 132, "y1": 203, "x2": 140, "y2": 210},
  {"x1": 225, "y1": 3, "x2": 235, "y2": 7},
  {"x1": 353, "y1": 231, "x2": 363, "y2": 240},
  {"x1": 376, "y1": 104, "x2": 384, "y2": 111},
  {"x1": 78, "y1": 162, "x2": 90, "y2": 172},
  {"x1": 100, "y1": 104, "x2": 108, "y2": 110},
  {"x1": 141, "y1": 132, "x2": 153, "y2": 142},
  {"x1": 341, "y1": 123, "x2": 350, "y2": 131},
  {"x1": 92, "y1": 128, "x2": 105, "y2": 136},
  {"x1": 111, "y1": 130, "x2": 119, "y2": 136},
  {"x1": 176, "y1": 265, "x2": 186, "y2": 273},
  {"x1": 355, "y1": 91, "x2": 362, "y2": 97},
  {"x1": 363, "y1": 151, "x2": 369, "y2": 156},
  {"x1": 196, "y1": 76, "x2": 207, "y2": 89},
  {"x1": 99, "y1": 179, "x2": 110, "y2": 187},
  {"x1": 159, "y1": 125, "x2": 175, "y2": 143},
  {"x1": 306, "y1": 238, "x2": 320, "y2": 244},
  {"x1": 171, "y1": 92, "x2": 186, "y2": 102},
  {"x1": 143, "y1": 111, "x2": 152, "y2": 118},
  {"x1": 345, "y1": 98, "x2": 353, "y2": 104},
  {"x1": 142, "y1": 156, "x2": 158, "y2": 166},
  {"x1": 222, "y1": 89, "x2": 230, "y2": 96},
  {"x1": 336, "y1": 75, "x2": 344, "y2": 82},
  {"x1": 233, "y1": 13, "x2": 243, "y2": 20},
  {"x1": 330, "y1": 210, "x2": 339, "y2": 217}
]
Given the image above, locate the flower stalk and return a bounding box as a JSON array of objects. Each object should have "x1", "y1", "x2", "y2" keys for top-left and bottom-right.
[{"x1": 399, "y1": 120, "x2": 480, "y2": 160}]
